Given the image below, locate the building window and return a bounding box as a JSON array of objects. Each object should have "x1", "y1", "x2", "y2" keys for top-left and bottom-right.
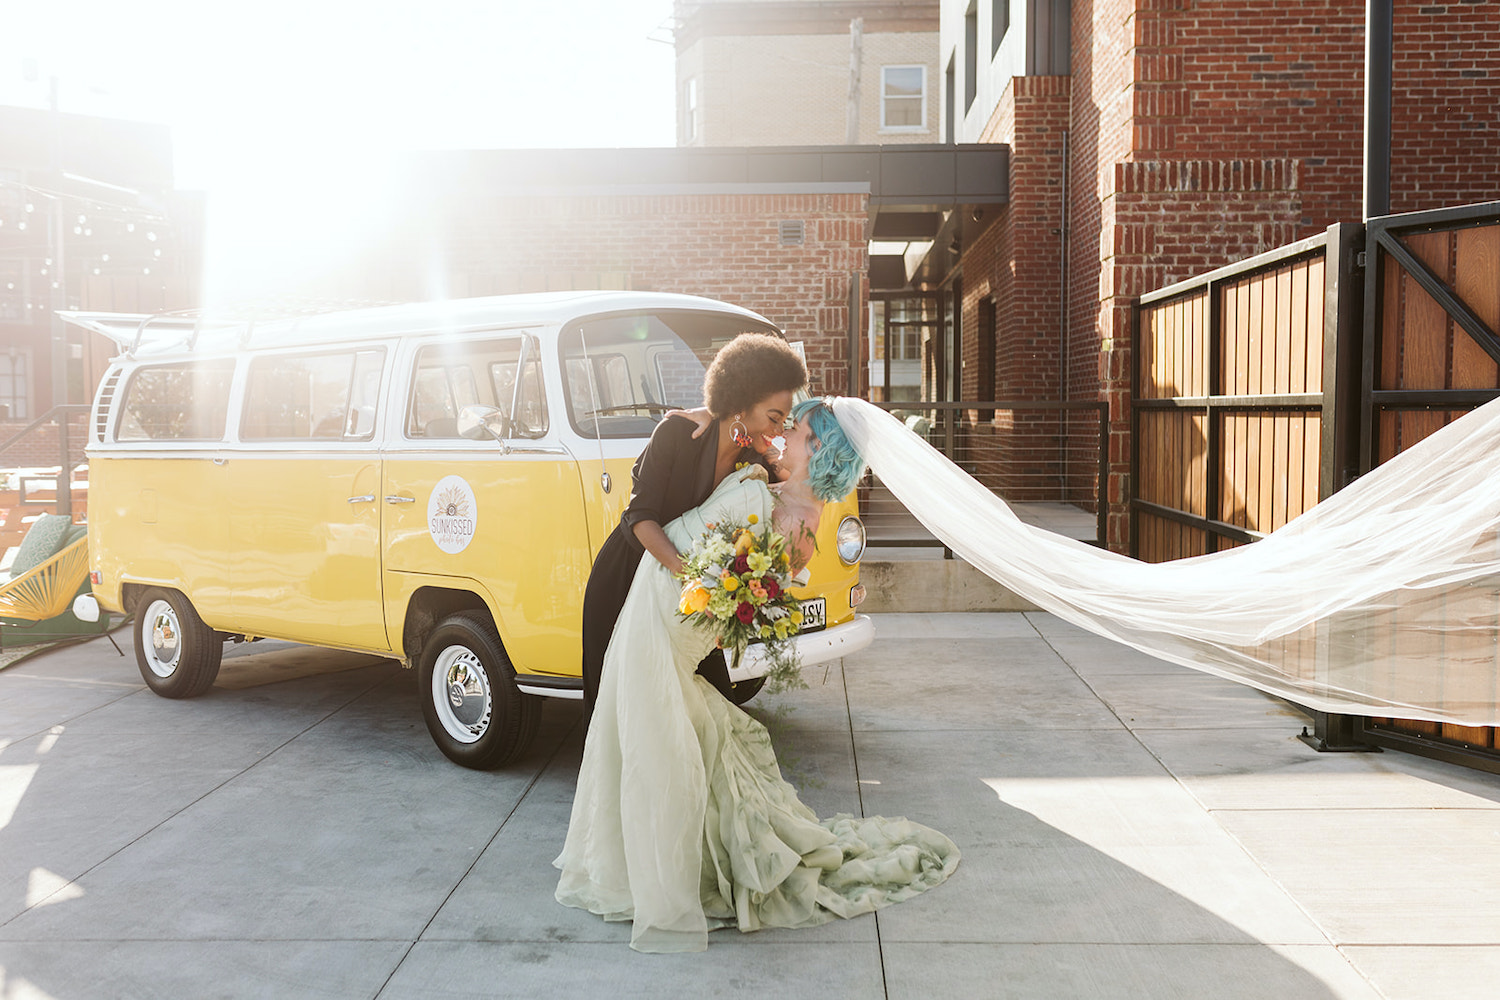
[
  {"x1": 992, "y1": 0, "x2": 1010, "y2": 55},
  {"x1": 682, "y1": 77, "x2": 699, "y2": 143},
  {"x1": 977, "y1": 296, "x2": 996, "y2": 402},
  {"x1": 945, "y1": 55, "x2": 956, "y2": 143},
  {"x1": 0, "y1": 351, "x2": 29, "y2": 420},
  {"x1": 880, "y1": 66, "x2": 927, "y2": 131},
  {"x1": 964, "y1": 3, "x2": 978, "y2": 112}
]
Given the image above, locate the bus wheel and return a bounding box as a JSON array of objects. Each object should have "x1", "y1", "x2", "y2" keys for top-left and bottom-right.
[
  {"x1": 419, "y1": 611, "x2": 540, "y2": 770},
  {"x1": 134, "y1": 588, "x2": 223, "y2": 698}
]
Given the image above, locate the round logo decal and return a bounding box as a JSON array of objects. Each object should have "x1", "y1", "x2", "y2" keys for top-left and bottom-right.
[{"x1": 428, "y1": 475, "x2": 477, "y2": 554}]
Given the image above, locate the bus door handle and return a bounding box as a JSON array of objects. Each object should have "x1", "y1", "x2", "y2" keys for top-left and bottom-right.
[
  {"x1": 347, "y1": 494, "x2": 376, "y2": 504},
  {"x1": 384, "y1": 495, "x2": 416, "y2": 504}
]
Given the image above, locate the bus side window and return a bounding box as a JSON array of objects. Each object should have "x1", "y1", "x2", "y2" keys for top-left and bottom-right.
[
  {"x1": 117, "y1": 361, "x2": 235, "y2": 441},
  {"x1": 409, "y1": 367, "x2": 454, "y2": 437},
  {"x1": 242, "y1": 349, "x2": 385, "y2": 441},
  {"x1": 345, "y1": 350, "x2": 384, "y2": 439},
  {"x1": 490, "y1": 353, "x2": 548, "y2": 438}
]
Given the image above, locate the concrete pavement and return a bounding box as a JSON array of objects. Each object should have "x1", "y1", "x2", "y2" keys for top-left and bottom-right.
[{"x1": 0, "y1": 613, "x2": 1497, "y2": 998}]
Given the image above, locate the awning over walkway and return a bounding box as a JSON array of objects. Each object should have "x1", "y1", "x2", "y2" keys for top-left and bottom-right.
[{"x1": 410, "y1": 143, "x2": 1008, "y2": 292}]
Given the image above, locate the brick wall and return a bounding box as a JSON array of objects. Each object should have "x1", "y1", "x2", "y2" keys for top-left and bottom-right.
[
  {"x1": 1054, "y1": 0, "x2": 1498, "y2": 549},
  {"x1": 1389, "y1": 0, "x2": 1500, "y2": 212},
  {"x1": 0, "y1": 414, "x2": 90, "y2": 469},
  {"x1": 1126, "y1": 0, "x2": 1365, "y2": 231},
  {"x1": 963, "y1": 75, "x2": 1075, "y2": 500},
  {"x1": 409, "y1": 192, "x2": 871, "y2": 396}
]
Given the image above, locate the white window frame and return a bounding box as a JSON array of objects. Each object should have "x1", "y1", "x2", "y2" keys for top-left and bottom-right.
[
  {"x1": 682, "y1": 77, "x2": 700, "y2": 143},
  {"x1": 0, "y1": 349, "x2": 30, "y2": 421},
  {"x1": 880, "y1": 65, "x2": 928, "y2": 133}
]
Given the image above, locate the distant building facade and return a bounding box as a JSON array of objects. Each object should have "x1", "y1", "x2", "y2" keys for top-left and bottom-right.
[
  {"x1": 0, "y1": 105, "x2": 201, "y2": 434},
  {"x1": 675, "y1": 1, "x2": 941, "y2": 147}
]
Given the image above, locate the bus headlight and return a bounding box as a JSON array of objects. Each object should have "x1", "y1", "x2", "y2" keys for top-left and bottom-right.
[{"x1": 836, "y1": 515, "x2": 866, "y2": 565}]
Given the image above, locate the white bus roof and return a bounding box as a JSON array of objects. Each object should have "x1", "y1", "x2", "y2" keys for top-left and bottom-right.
[{"x1": 60, "y1": 291, "x2": 777, "y2": 361}]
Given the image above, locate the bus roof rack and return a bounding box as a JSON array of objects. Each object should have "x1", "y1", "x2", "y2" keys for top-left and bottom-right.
[{"x1": 58, "y1": 299, "x2": 398, "y2": 358}]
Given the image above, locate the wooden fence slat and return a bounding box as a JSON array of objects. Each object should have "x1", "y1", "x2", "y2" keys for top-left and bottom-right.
[
  {"x1": 1402, "y1": 232, "x2": 1453, "y2": 392},
  {"x1": 1304, "y1": 413, "x2": 1321, "y2": 514},
  {"x1": 1290, "y1": 260, "x2": 1309, "y2": 394},
  {"x1": 1306, "y1": 257, "x2": 1326, "y2": 393},
  {"x1": 1452, "y1": 226, "x2": 1500, "y2": 389},
  {"x1": 1287, "y1": 412, "x2": 1306, "y2": 520},
  {"x1": 1234, "y1": 283, "x2": 1250, "y2": 395},
  {"x1": 1247, "y1": 276, "x2": 1264, "y2": 397},
  {"x1": 1191, "y1": 411, "x2": 1206, "y2": 518}
]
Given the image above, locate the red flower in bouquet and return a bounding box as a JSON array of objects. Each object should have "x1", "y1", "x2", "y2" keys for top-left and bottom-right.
[
  {"x1": 736, "y1": 601, "x2": 755, "y2": 623},
  {"x1": 764, "y1": 577, "x2": 781, "y2": 600}
]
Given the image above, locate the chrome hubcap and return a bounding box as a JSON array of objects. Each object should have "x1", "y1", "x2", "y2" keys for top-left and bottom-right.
[
  {"x1": 431, "y1": 645, "x2": 492, "y2": 744},
  {"x1": 143, "y1": 599, "x2": 181, "y2": 678}
]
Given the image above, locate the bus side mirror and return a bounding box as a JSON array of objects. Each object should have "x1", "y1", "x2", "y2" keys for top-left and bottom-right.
[{"x1": 458, "y1": 404, "x2": 512, "y2": 442}]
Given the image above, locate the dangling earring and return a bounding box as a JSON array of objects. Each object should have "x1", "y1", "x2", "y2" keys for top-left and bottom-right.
[{"x1": 731, "y1": 416, "x2": 752, "y2": 449}]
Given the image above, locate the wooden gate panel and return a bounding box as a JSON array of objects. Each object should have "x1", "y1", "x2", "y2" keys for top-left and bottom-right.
[
  {"x1": 1361, "y1": 204, "x2": 1500, "y2": 767},
  {"x1": 1134, "y1": 228, "x2": 1351, "y2": 563}
]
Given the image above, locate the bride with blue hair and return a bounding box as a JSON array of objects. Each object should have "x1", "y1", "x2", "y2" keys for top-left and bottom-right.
[{"x1": 555, "y1": 399, "x2": 959, "y2": 953}]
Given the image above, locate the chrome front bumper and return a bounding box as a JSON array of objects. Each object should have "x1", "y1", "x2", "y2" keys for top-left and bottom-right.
[{"x1": 727, "y1": 614, "x2": 876, "y2": 683}]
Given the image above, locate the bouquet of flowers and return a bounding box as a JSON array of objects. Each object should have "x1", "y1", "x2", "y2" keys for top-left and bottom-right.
[{"x1": 676, "y1": 513, "x2": 806, "y2": 690}]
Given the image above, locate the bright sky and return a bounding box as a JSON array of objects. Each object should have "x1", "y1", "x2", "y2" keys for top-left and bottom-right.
[{"x1": 5, "y1": 0, "x2": 678, "y2": 302}]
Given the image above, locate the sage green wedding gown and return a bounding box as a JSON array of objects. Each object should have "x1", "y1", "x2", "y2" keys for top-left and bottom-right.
[{"x1": 554, "y1": 467, "x2": 959, "y2": 953}]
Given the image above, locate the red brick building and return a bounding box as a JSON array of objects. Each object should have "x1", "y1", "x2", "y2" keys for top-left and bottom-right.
[
  {"x1": 327, "y1": 146, "x2": 1006, "y2": 401},
  {"x1": 934, "y1": 0, "x2": 1499, "y2": 548}
]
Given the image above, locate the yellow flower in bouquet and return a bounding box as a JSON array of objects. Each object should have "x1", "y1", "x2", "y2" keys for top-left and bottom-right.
[
  {"x1": 734, "y1": 530, "x2": 755, "y2": 556},
  {"x1": 679, "y1": 585, "x2": 712, "y2": 615}
]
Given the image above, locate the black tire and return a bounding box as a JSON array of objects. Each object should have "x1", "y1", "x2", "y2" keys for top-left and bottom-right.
[
  {"x1": 133, "y1": 587, "x2": 223, "y2": 699},
  {"x1": 725, "y1": 676, "x2": 767, "y2": 706},
  {"x1": 418, "y1": 611, "x2": 541, "y2": 769}
]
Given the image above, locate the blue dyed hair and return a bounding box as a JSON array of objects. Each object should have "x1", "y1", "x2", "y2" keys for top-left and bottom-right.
[{"x1": 791, "y1": 398, "x2": 866, "y2": 502}]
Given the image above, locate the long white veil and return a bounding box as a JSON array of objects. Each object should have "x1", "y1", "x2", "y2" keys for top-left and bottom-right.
[{"x1": 832, "y1": 396, "x2": 1500, "y2": 726}]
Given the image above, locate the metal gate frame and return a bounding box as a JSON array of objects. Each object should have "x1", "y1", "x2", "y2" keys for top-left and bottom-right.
[{"x1": 1314, "y1": 200, "x2": 1500, "y2": 770}]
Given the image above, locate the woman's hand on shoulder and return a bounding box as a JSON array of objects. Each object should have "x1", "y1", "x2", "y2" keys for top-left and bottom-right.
[{"x1": 664, "y1": 406, "x2": 714, "y2": 439}]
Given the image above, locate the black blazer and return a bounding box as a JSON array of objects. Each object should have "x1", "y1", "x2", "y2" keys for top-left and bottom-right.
[{"x1": 580, "y1": 417, "x2": 770, "y2": 708}]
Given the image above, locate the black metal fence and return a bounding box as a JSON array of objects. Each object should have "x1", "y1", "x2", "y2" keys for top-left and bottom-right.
[{"x1": 863, "y1": 400, "x2": 1109, "y2": 554}]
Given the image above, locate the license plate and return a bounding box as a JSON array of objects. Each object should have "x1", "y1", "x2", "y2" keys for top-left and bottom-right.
[{"x1": 799, "y1": 597, "x2": 826, "y2": 632}]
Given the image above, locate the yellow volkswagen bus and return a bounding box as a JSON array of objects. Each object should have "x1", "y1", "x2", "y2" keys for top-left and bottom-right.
[{"x1": 65, "y1": 292, "x2": 872, "y2": 768}]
